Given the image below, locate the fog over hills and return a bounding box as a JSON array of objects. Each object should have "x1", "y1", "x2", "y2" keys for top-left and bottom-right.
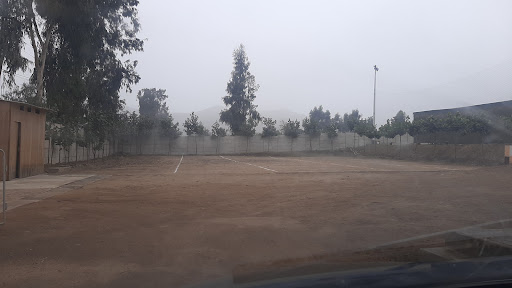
[
  {"x1": 124, "y1": 60, "x2": 512, "y2": 130},
  {"x1": 378, "y1": 60, "x2": 512, "y2": 121}
]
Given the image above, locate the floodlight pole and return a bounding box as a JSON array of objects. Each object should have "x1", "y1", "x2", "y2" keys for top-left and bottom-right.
[{"x1": 373, "y1": 65, "x2": 379, "y2": 127}]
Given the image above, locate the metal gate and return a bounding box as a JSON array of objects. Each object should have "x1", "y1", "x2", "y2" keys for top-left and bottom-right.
[{"x1": 0, "y1": 149, "x2": 6, "y2": 225}]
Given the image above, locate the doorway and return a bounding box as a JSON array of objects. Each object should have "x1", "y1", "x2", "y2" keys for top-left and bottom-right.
[{"x1": 15, "y1": 122, "x2": 21, "y2": 178}]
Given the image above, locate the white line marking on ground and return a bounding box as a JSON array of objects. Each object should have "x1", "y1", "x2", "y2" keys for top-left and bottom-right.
[
  {"x1": 174, "y1": 155, "x2": 184, "y2": 174},
  {"x1": 269, "y1": 156, "x2": 374, "y2": 170},
  {"x1": 220, "y1": 156, "x2": 278, "y2": 173}
]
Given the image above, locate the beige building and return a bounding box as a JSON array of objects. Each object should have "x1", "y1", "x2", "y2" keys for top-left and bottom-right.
[{"x1": 0, "y1": 100, "x2": 48, "y2": 180}]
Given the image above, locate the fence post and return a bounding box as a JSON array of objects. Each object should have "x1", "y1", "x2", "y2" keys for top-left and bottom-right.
[
  {"x1": 0, "y1": 149, "x2": 6, "y2": 225},
  {"x1": 47, "y1": 140, "x2": 50, "y2": 164}
]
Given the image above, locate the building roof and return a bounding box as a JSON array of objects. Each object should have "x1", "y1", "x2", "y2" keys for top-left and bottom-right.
[
  {"x1": 413, "y1": 100, "x2": 512, "y2": 115},
  {"x1": 0, "y1": 99, "x2": 51, "y2": 112}
]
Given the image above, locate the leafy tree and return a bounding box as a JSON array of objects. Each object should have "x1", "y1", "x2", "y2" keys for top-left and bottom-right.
[
  {"x1": 1, "y1": 83, "x2": 38, "y2": 104},
  {"x1": 211, "y1": 121, "x2": 227, "y2": 154},
  {"x1": 197, "y1": 125, "x2": 210, "y2": 136},
  {"x1": 239, "y1": 118, "x2": 258, "y2": 152},
  {"x1": 238, "y1": 118, "x2": 258, "y2": 137},
  {"x1": 45, "y1": 42, "x2": 140, "y2": 142},
  {"x1": 102, "y1": 110, "x2": 136, "y2": 156},
  {"x1": 421, "y1": 116, "x2": 443, "y2": 145},
  {"x1": 309, "y1": 106, "x2": 332, "y2": 131},
  {"x1": 184, "y1": 112, "x2": 207, "y2": 154},
  {"x1": 302, "y1": 106, "x2": 334, "y2": 150},
  {"x1": 332, "y1": 113, "x2": 344, "y2": 131},
  {"x1": 110, "y1": 111, "x2": 130, "y2": 154},
  {"x1": 220, "y1": 44, "x2": 261, "y2": 135},
  {"x1": 408, "y1": 119, "x2": 423, "y2": 138},
  {"x1": 211, "y1": 121, "x2": 228, "y2": 138},
  {"x1": 343, "y1": 109, "x2": 361, "y2": 132},
  {"x1": 411, "y1": 113, "x2": 490, "y2": 146},
  {"x1": 261, "y1": 117, "x2": 279, "y2": 138},
  {"x1": 0, "y1": 0, "x2": 29, "y2": 87},
  {"x1": 261, "y1": 117, "x2": 279, "y2": 152},
  {"x1": 443, "y1": 113, "x2": 492, "y2": 159},
  {"x1": 325, "y1": 123, "x2": 338, "y2": 151},
  {"x1": 343, "y1": 109, "x2": 362, "y2": 147},
  {"x1": 444, "y1": 113, "x2": 468, "y2": 159},
  {"x1": 136, "y1": 116, "x2": 154, "y2": 154},
  {"x1": 83, "y1": 121, "x2": 102, "y2": 159},
  {"x1": 470, "y1": 116, "x2": 490, "y2": 155},
  {"x1": 444, "y1": 113, "x2": 465, "y2": 135},
  {"x1": 44, "y1": 123, "x2": 59, "y2": 164},
  {"x1": 54, "y1": 125, "x2": 77, "y2": 163},
  {"x1": 160, "y1": 116, "x2": 181, "y2": 155},
  {"x1": 469, "y1": 115, "x2": 490, "y2": 140},
  {"x1": 75, "y1": 131, "x2": 87, "y2": 161},
  {"x1": 390, "y1": 110, "x2": 411, "y2": 148},
  {"x1": 379, "y1": 120, "x2": 395, "y2": 139},
  {"x1": 125, "y1": 112, "x2": 139, "y2": 154},
  {"x1": 85, "y1": 110, "x2": 115, "y2": 157},
  {"x1": 3, "y1": 0, "x2": 143, "y2": 153},
  {"x1": 302, "y1": 117, "x2": 321, "y2": 150},
  {"x1": 281, "y1": 119, "x2": 301, "y2": 151},
  {"x1": 365, "y1": 123, "x2": 380, "y2": 153},
  {"x1": 333, "y1": 113, "x2": 349, "y2": 148},
  {"x1": 331, "y1": 113, "x2": 345, "y2": 150},
  {"x1": 183, "y1": 112, "x2": 206, "y2": 136},
  {"x1": 16, "y1": 0, "x2": 144, "y2": 104},
  {"x1": 378, "y1": 120, "x2": 394, "y2": 152},
  {"x1": 354, "y1": 117, "x2": 374, "y2": 149},
  {"x1": 138, "y1": 88, "x2": 169, "y2": 120},
  {"x1": 377, "y1": 111, "x2": 411, "y2": 156}
]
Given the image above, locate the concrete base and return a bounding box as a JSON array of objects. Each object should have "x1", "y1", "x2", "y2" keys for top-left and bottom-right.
[
  {"x1": 1, "y1": 174, "x2": 107, "y2": 211},
  {"x1": 46, "y1": 166, "x2": 72, "y2": 174}
]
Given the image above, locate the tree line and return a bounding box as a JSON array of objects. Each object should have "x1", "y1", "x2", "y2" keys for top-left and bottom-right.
[
  {"x1": 1, "y1": 0, "x2": 143, "y2": 159},
  {"x1": 1, "y1": 2, "x2": 504, "y2": 158}
]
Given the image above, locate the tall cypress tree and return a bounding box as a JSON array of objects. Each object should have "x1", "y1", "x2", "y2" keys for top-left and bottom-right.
[{"x1": 220, "y1": 44, "x2": 261, "y2": 136}]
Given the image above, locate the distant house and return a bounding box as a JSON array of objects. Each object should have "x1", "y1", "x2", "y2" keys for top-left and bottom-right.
[
  {"x1": 413, "y1": 100, "x2": 512, "y2": 144},
  {"x1": 0, "y1": 100, "x2": 48, "y2": 180}
]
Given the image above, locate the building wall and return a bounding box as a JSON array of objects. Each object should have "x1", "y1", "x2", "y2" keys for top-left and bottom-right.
[
  {"x1": 414, "y1": 100, "x2": 512, "y2": 120},
  {"x1": 0, "y1": 101, "x2": 46, "y2": 180},
  {"x1": 413, "y1": 100, "x2": 512, "y2": 144}
]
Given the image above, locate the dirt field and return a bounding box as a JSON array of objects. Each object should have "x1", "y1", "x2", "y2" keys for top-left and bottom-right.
[{"x1": 1, "y1": 155, "x2": 511, "y2": 287}]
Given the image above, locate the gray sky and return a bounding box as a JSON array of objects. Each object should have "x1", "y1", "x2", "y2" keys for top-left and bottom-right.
[{"x1": 122, "y1": 0, "x2": 512, "y2": 125}]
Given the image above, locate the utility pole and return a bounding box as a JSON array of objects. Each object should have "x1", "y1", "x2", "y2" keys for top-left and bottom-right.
[{"x1": 373, "y1": 65, "x2": 379, "y2": 127}]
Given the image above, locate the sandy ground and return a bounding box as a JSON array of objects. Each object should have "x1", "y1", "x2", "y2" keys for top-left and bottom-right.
[{"x1": 0, "y1": 155, "x2": 511, "y2": 287}]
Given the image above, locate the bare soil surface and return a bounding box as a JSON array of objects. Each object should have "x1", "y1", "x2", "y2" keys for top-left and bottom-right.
[{"x1": 1, "y1": 155, "x2": 511, "y2": 287}]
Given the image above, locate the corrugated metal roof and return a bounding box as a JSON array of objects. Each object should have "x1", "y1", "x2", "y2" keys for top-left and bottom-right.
[{"x1": 413, "y1": 100, "x2": 512, "y2": 115}]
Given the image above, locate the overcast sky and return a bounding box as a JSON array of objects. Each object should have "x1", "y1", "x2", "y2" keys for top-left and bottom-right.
[{"x1": 122, "y1": 0, "x2": 512, "y2": 125}]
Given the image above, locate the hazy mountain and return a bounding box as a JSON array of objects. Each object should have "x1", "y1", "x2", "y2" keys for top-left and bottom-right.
[
  {"x1": 171, "y1": 106, "x2": 224, "y2": 130},
  {"x1": 378, "y1": 60, "x2": 512, "y2": 122}
]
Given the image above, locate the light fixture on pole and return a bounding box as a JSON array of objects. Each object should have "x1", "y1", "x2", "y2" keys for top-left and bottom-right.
[{"x1": 373, "y1": 65, "x2": 379, "y2": 127}]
